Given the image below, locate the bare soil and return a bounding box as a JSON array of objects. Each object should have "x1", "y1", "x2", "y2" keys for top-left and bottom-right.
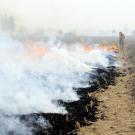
[{"x1": 78, "y1": 47, "x2": 135, "y2": 135}]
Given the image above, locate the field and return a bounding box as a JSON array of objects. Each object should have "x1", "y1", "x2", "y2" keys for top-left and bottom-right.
[
  {"x1": 78, "y1": 36, "x2": 135, "y2": 135},
  {"x1": 0, "y1": 34, "x2": 134, "y2": 135}
]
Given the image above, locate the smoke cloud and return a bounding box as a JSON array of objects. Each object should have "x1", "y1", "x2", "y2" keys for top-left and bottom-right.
[{"x1": 0, "y1": 33, "x2": 120, "y2": 134}]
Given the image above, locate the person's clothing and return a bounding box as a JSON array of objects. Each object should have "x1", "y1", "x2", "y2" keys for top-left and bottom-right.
[{"x1": 119, "y1": 33, "x2": 125, "y2": 46}]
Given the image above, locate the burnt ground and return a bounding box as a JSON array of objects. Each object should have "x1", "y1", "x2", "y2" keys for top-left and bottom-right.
[
  {"x1": 78, "y1": 38, "x2": 135, "y2": 135},
  {"x1": 10, "y1": 36, "x2": 135, "y2": 135},
  {"x1": 17, "y1": 49, "x2": 121, "y2": 135},
  {"x1": 19, "y1": 67, "x2": 119, "y2": 135}
]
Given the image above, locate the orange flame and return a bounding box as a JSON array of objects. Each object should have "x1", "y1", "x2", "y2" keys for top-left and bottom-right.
[
  {"x1": 97, "y1": 43, "x2": 119, "y2": 53},
  {"x1": 26, "y1": 40, "x2": 48, "y2": 58},
  {"x1": 83, "y1": 45, "x2": 92, "y2": 52},
  {"x1": 80, "y1": 38, "x2": 92, "y2": 53},
  {"x1": 110, "y1": 43, "x2": 119, "y2": 52}
]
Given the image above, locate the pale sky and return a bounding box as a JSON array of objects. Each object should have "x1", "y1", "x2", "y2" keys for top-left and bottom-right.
[{"x1": 0, "y1": 0, "x2": 135, "y2": 34}]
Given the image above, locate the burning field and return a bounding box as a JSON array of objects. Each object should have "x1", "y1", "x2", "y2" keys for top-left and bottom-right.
[
  {"x1": 0, "y1": 35, "x2": 123, "y2": 135},
  {"x1": 78, "y1": 37, "x2": 135, "y2": 135},
  {"x1": 0, "y1": 0, "x2": 135, "y2": 134}
]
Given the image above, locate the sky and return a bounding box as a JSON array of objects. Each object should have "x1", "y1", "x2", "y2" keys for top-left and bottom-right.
[{"x1": 0, "y1": 0, "x2": 135, "y2": 34}]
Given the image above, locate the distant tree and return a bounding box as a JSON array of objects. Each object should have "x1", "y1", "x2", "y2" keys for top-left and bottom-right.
[{"x1": 0, "y1": 15, "x2": 16, "y2": 33}]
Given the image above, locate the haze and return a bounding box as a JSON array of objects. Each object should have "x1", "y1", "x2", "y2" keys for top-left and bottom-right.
[{"x1": 0, "y1": 0, "x2": 135, "y2": 34}]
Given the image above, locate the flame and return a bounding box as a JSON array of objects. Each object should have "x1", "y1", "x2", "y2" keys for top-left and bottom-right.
[
  {"x1": 26, "y1": 40, "x2": 48, "y2": 57},
  {"x1": 26, "y1": 39, "x2": 118, "y2": 60},
  {"x1": 33, "y1": 43, "x2": 48, "y2": 57},
  {"x1": 110, "y1": 43, "x2": 119, "y2": 52},
  {"x1": 96, "y1": 44, "x2": 107, "y2": 51},
  {"x1": 83, "y1": 45, "x2": 92, "y2": 52},
  {"x1": 97, "y1": 43, "x2": 119, "y2": 53},
  {"x1": 80, "y1": 38, "x2": 92, "y2": 53}
]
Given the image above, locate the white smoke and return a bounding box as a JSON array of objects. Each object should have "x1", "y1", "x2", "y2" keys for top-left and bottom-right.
[
  {"x1": 0, "y1": 35, "x2": 118, "y2": 134},
  {"x1": 0, "y1": 115, "x2": 32, "y2": 135}
]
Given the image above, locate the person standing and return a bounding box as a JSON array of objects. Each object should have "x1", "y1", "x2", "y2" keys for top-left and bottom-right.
[{"x1": 119, "y1": 32, "x2": 125, "y2": 55}]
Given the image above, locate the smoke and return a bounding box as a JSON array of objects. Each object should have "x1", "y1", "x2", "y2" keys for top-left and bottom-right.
[
  {"x1": 0, "y1": 34, "x2": 119, "y2": 134},
  {"x1": 0, "y1": 115, "x2": 32, "y2": 135},
  {"x1": 0, "y1": 1, "x2": 126, "y2": 134}
]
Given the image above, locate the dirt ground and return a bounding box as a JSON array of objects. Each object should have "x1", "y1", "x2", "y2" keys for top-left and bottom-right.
[{"x1": 78, "y1": 48, "x2": 135, "y2": 135}]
